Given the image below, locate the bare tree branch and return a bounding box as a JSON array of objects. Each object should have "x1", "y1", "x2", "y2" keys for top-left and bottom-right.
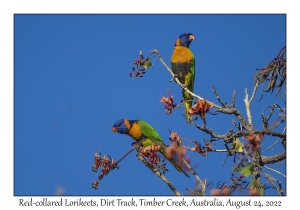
[
  {"x1": 249, "y1": 81, "x2": 259, "y2": 103},
  {"x1": 194, "y1": 123, "x2": 285, "y2": 142},
  {"x1": 212, "y1": 85, "x2": 227, "y2": 107},
  {"x1": 244, "y1": 88, "x2": 253, "y2": 125},
  {"x1": 261, "y1": 152, "x2": 286, "y2": 165},
  {"x1": 231, "y1": 89, "x2": 236, "y2": 108},
  {"x1": 212, "y1": 86, "x2": 253, "y2": 131}
]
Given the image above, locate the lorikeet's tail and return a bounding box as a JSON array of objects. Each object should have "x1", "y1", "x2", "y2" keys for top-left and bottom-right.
[
  {"x1": 159, "y1": 148, "x2": 190, "y2": 178},
  {"x1": 183, "y1": 90, "x2": 193, "y2": 123},
  {"x1": 168, "y1": 156, "x2": 190, "y2": 178}
]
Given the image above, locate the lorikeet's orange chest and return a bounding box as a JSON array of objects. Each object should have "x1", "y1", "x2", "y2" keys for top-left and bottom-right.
[
  {"x1": 124, "y1": 120, "x2": 143, "y2": 141},
  {"x1": 171, "y1": 45, "x2": 193, "y2": 64},
  {"x1": 171, "y1": 45, "x2": 194, "y2": 84}
]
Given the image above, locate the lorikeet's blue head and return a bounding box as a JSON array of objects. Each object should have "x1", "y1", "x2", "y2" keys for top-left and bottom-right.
[
  {"x1": 112, "y1": 118, "x2": 131, "y2": 134},
  {"x1": 175, "y1": 33, "x2": 194, "y2": 48}
]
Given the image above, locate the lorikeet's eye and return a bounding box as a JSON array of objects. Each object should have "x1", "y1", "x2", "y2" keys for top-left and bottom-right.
[{"x1": 183, "y1": 33, "x2": 187, "y2": 36}]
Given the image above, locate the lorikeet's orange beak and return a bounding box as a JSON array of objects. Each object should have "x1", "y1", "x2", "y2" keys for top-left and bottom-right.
[
  {"x1": 189, "y1": 35, "x2": 194, "y2": 41},
  {"x1": 112, "y1": 127, "x2": 118, "y2": 132}
]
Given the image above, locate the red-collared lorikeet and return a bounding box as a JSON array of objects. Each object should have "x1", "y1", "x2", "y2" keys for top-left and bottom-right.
[
  {"x1": 171, "y1": 33, "x2": 195, "y2": 123},
  {"x1": 112, "y1": 118, "x2": 190, "y2": 177}
]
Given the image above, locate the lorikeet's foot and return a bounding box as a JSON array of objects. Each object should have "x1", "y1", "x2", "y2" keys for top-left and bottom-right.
[{"x1": 132, "y1": 142, "x2": 143, "y2": 153}]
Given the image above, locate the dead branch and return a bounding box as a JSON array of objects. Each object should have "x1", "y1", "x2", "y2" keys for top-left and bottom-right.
[
  {"x1": 261, "y1": 152, "x2": 286, "y2": 165},
  {"x1": 212, "y1": 86, "x2": 253, "y2": 131},
  {"x1": 244, "y1": 88, "x2": 253, "y2": 126},
  {"x1": 231, "y1": 89, "x2": 236, "y2": 108},
  {"x1": 255, "y1": 46, "x2": 286, "y2": 101},
  {"x1": 194, "y1": 123, "x2": 285, "y2": 142},
  {"x1": 264, "y1": 165, "x2": 286, "y2": 178}
]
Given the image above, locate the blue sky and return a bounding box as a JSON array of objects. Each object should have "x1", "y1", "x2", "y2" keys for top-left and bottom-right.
[{"x1": 14, "y1": 14, "x2": 286, "y2": 196}]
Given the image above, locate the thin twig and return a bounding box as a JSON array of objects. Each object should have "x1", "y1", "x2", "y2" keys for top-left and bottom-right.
[
  {"x1": 268, "y1": 113, "x2": 286, "y2": 131},
  {"x1": 264, "y1": 165, "x2": 286, "y2": 178},
  {"x1": 115, "y1": 147, "x2": 135, "y2": 166},
  {"x1": 262, "y1": 105, "x2": 275, "y2": 129},
  {"x1": 249, "y1": 81, "x2": 259, "y2": 104},
  {"x1": 212, "y1": 85, "x2": 227, "y2": 107},
  {"x1": 182, "y1": 158, "x2": 206, "y2": 195},
  {"x1": 194, "y1": 123, "x2": 227, "y2": 140},
  {"x1": 210, "y1": 149, "x2": 247, "y2": 154},
  {"x1": 182, "y1": 145, "x2": 195, "y2": 150},
  {"x1": 262, "y1": 126, "x2": 286, "y2": 153},
  {"x1": 261, "y1": 168, "x2": 284, "y2": 196},
  {"x1": 137, "y1": 154, "x2": 182, "y2": 196},
  {"x1": 231, "y1": 89, "x2": 236, "y2": 108},
  {"x1": 221, "y1": 154, "x2": 229, "y2": 168},
  {"x1": 181, "y1": 138, "x2": 198, "y2": 146}
]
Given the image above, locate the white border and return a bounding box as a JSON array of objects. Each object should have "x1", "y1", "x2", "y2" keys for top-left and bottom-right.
[{"x1": 1, "y1": 0, "x2": 297, "y2": 208}]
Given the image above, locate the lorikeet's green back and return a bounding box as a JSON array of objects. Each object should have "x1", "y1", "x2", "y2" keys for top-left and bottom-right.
[
  {"x1": 137, "y1": 120, "x2": 163, "y2": 144},
  {"x1": 112, "y1": 118, "x2": 190, "y2": 177},
  {"x1": 171, "y1": 33, "x2": 195, "y2": 123}
]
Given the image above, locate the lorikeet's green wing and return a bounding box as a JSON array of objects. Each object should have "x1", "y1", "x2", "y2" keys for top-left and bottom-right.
[
  {"x1": 137, "y1": 120, "x2": 163, "y2": 143},
  {"x1": 188, "y1": 54, "x2": 195, "y2": 114},
  {"x1": 184, "y1": 53, "x2": 195, "y2": 106},
  {"x1": 137, "y1": 120, "x2": 190, "y2": 177}
]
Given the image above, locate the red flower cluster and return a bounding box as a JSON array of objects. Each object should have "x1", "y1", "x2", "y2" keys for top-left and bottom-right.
[
  {"x1": 130, "y1": 50, "x2": 152, "y2": 78},
  {"x1": 205, "y1": 140, "x2": 214, "y2": 152},
  {"x1": 160, "y1": 89, "x2": 177, "y2": 115},
  {"x1": 188, "y1": 100, "x2": 213, "y2": 119},
  {"x1": 191, "y1": 140, "x2": 214, "y2": 157},
  {"x1": 140, "y1": 145, "x2": 168, "y2": 174},
  {"x1": 168, "y1": 129, "x2": 181, "y2": 145},
  {"x1": 91, "y1": 152, "x2": 116, "y2": 190}
]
